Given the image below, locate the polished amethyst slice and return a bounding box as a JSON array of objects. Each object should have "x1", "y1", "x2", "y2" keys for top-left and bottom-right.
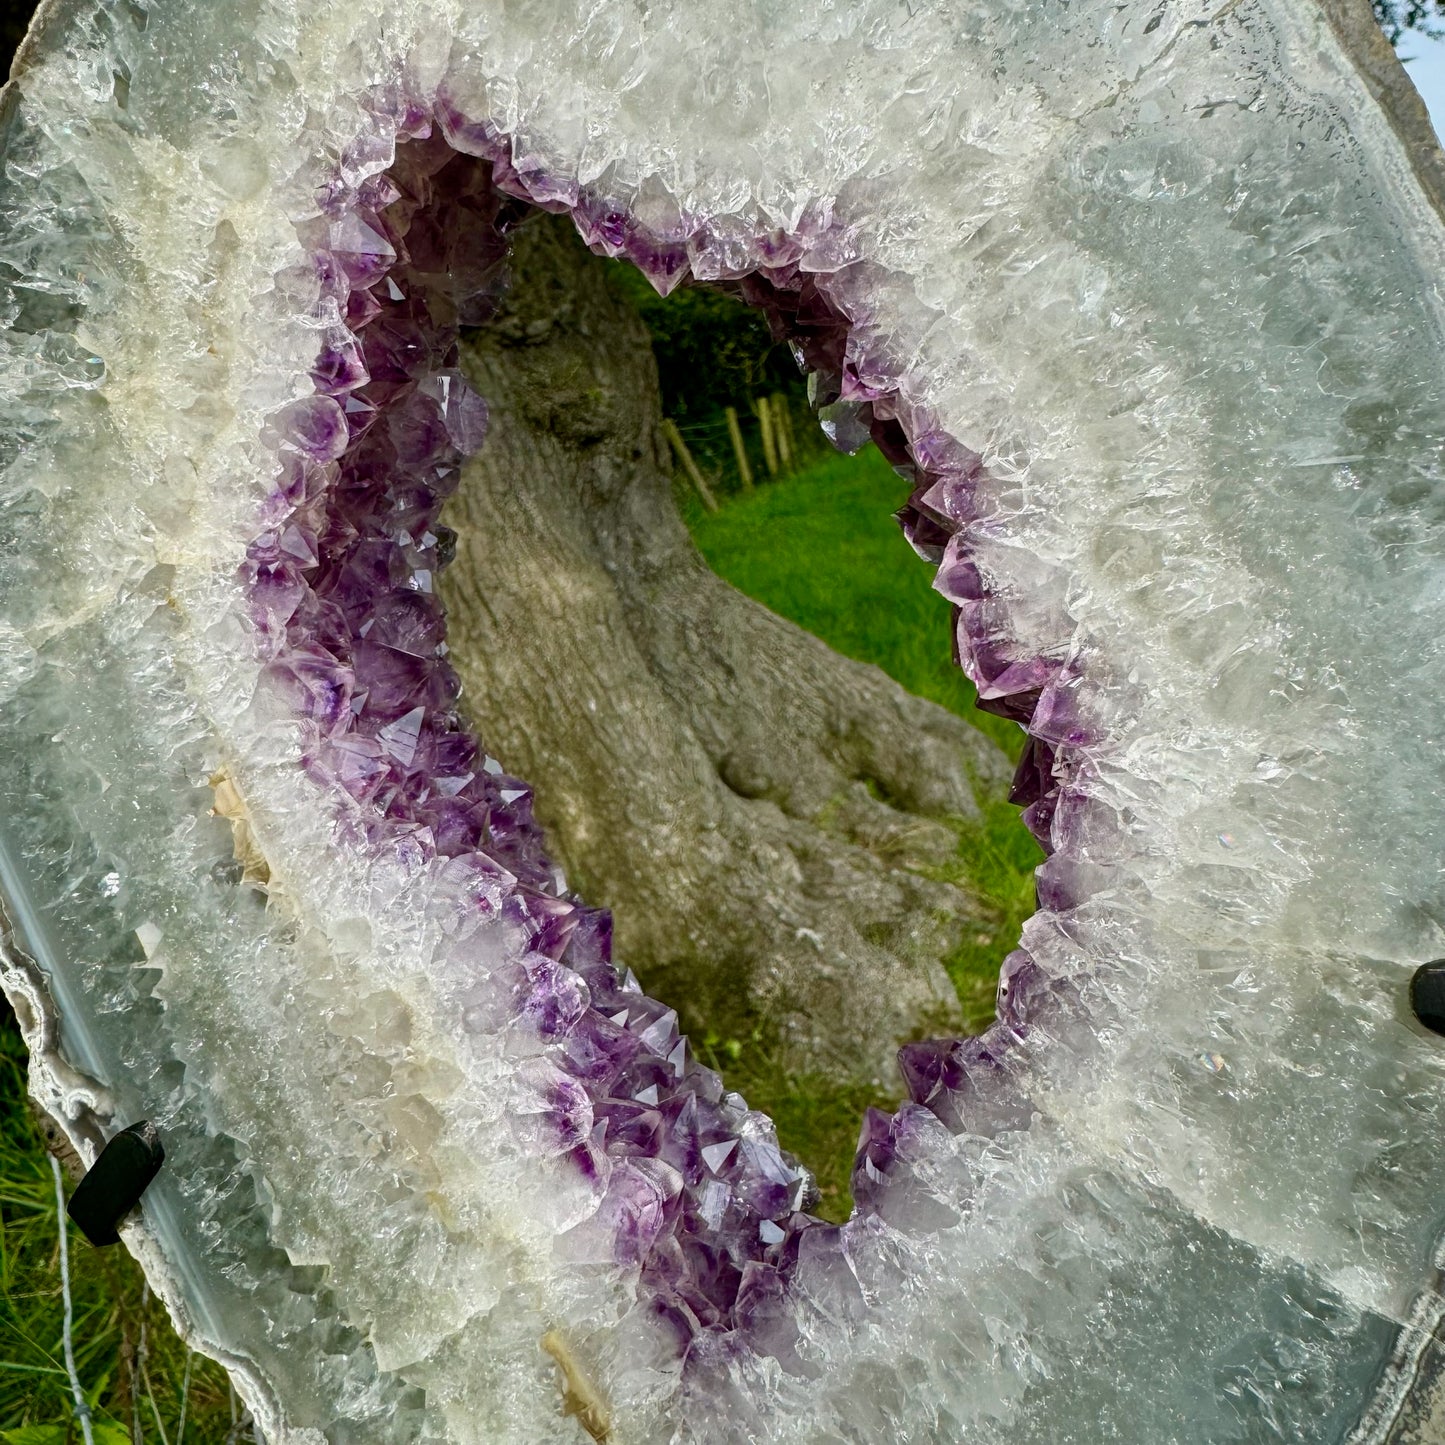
[{"x1": 3, "y1": 0, "x2": 1445, "y2": 1440}]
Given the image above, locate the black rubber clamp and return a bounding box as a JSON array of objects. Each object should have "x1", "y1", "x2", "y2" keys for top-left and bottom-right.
[
  {"x1": 1410, "y1": 961, "x2": 1445, "y2": 1038},
  {"x1": 66, "y1": 1120, "x2": 164, "y2": 1246}
]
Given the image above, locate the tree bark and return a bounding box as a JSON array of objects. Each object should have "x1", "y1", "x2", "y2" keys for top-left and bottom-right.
[{"x1": 441, "y1": 213, "x2": 1012, "y2": 1085}]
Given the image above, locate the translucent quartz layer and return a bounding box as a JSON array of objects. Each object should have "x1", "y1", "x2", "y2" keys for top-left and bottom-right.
[{"x1": 1, "y1": 0, "x2": 1444, "y2": 1441}]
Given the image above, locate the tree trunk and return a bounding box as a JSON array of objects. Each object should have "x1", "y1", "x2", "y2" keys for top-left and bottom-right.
[{"x1": 441, "y1": 213, "x2": 1012, "y2": 1087}]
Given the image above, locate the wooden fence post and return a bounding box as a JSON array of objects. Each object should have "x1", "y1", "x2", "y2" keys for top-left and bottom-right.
[
  {"x1": 756, "y1": 395, "x2": 779, "y2": 477},
  {"x1": 662, "y1": 418, "x2": 718, "y2": 512},
  {"x1": 772, "y1": 393, "x2": 794, "y2": 470},
  {"x1": 723, "y1": 405, "x2": 754, "y2": 491}
]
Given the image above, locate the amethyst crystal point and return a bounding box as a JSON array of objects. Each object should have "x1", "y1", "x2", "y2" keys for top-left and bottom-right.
[
  {"x1": 6, "y1": 0, "x2": 1445, "y2": 1440},
  {"x1": 1008, "y1": 735, "x2": 1055, "y2": 809},
  {"x1": 851, "y1": 1105, "x2": 960, "y2": 1233},
  {"x1": 266, "y1": 395, "x2": 351, "y2": 461}
]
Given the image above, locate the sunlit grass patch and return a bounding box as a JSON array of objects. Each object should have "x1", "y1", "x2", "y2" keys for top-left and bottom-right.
[
  {"x1": 684, "y1": 444, "x2": 1026, "y2": 761},
  {"x1": 685, "y1": 443, "x2": 1044, "y2": 1214}
]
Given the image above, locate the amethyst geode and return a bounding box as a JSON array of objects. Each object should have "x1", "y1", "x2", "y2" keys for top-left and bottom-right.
[{"x1": 5, "y1": 0, "x2": 1445, "y2": 1440}]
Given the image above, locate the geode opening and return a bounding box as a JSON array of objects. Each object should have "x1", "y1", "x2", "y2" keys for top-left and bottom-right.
[{"x1": 250, "y1": 115, "x2": 1059, "y2": 1339}]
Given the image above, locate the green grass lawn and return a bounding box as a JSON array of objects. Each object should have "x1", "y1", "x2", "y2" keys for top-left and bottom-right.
[
  {"x1": 0, "y1": 1006, "x2": 244, "y2": 1441},
  {"x1": 683, "y1": 448, "x2": 1024, "y2": 756},
  {"x1": 0, "y1": 441, "x2": 1041, "y2": 1431},
  {"x1": 683, "y1": 444, "x2": 1041, "y2": 1216}
]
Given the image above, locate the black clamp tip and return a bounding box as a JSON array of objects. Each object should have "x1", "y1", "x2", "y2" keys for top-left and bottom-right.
[
  {"x1": 1410, "y1": 961, "x2": 1445, "y2": 1038},
  {"x1": 66, "y1": 1120, "x2": 164, "y2": 1247}
]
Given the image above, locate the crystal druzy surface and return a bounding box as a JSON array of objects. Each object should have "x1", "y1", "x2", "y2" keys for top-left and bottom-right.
[{"x1": 2, "y1": 0, "x2": 1445, "y2": 1440}]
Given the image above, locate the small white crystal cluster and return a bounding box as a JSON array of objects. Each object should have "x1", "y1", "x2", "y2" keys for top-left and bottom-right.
[{"x1": 2, "y1": 0, "x2": 1445, "y2": 1440}]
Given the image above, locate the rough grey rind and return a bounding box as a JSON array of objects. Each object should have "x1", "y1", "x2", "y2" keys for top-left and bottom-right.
[
  {"x1": 6, "y1": 0, "x2": 91, "y2": 85},
  {"x1": 1259, "y1": 15, "x2": 1445, "y2": 1444},
  {"x1": 1318, "y1": 0, "x2": 1445, "y2": 220},
  {"x1": 1349, "y1": 1274, "x2": 1445, "y2": 1442}
]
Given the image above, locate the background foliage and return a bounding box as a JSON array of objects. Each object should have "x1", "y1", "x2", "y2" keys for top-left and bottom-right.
[
  {"x1": 1373, "y1": 0, "x2": 1444, "y2": 44},
  {"x1": 605, "y1": 265, "x2": 805, "y2": 422}
]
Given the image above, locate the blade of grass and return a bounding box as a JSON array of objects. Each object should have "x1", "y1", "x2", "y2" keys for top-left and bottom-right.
[
  {"x1": 140, "y1": 1360, "x2": 169, "y2": 1445},
  {"x1": 174, "y1": 1351, "x2": 191, "y2": 1445},
  {"x1": 50, "y1": 1155, "x2": 95, "y2": 1445}
]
